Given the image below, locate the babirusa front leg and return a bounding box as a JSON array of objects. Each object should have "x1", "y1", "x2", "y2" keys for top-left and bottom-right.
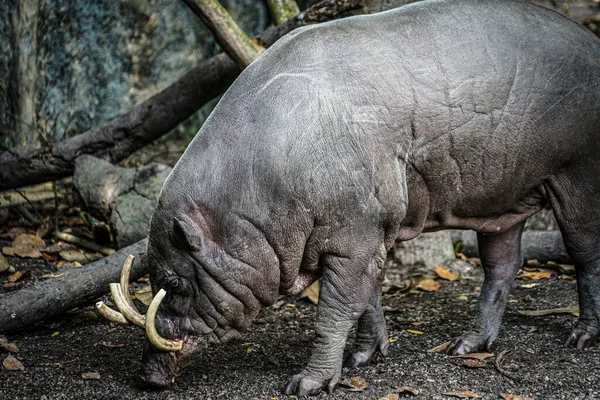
[{"x1": 283, "y1": 252, "x2": 382, "y2": 396}]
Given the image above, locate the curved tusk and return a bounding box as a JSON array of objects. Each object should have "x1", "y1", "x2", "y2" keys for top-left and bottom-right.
[
  {"x1": 146, "y1": 289, "x2": 183, "y2": 352},
  {"x1": 119, "y1": 255, "x2": 138, "y2": 312},
  {"x1": 110, "y1": 283, "x2": 146, "y2": 327},
  {"x1": 96, "y1": 301, "x2": 129, "y2": 325}
]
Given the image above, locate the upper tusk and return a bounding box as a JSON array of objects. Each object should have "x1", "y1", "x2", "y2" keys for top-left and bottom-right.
[
  {"x1": 96, "y1": 301, "x2": 129, "y2": 325},
  {"x1": 119, "y1": 255, "x2": 138, "y2": 312},
  {"x1": 110, "y1": 283, "x2": 146, "y2": 327},
  {"x1": 145, "y1": 289, "x2": 183, "y2": 352}
]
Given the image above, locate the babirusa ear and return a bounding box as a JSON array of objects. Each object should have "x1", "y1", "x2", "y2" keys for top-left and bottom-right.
[{"x1": 172, "y1": 217, "x2": 202, "y2": 251}]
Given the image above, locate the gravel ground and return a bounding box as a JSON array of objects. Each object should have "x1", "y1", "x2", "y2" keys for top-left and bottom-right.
[{"x1": 1, "y1": 259, "x2": 599, "y2": 400}]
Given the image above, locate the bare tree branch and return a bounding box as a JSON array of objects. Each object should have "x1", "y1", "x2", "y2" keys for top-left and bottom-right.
[
  {"x1": 268, "y1": 0, "x2": 300, "y2": 25},
  {"x1": 182, "y1": 0, "x2": 264, "y2": 68}
]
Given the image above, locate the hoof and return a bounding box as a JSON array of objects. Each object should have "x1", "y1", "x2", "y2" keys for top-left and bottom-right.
[
  {"x1": 565, "y1": 328, "x2": 597, "y2": 349},
  {"x1": 344, "y1": 339, "x2": 389, "y2": 368},
  {"x1": 445, "y1": 334, "x2": 490, "y2": 355},
  {"x1": 282, "y1": 371, "x2": 340, "y2": 396}
]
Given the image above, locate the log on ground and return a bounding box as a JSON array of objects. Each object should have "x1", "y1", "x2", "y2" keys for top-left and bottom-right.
[
  {"x1": 0, "y1": 239, "x2": 148, "y2": 333},
  {"x1": 450, "y1": 230, "x2": 572, "y2": 264}
]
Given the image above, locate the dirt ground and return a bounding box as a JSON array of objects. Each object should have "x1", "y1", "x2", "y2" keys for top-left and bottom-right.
[{"x1": 1, "y1": 256, "x2": 599, "y2": 400}]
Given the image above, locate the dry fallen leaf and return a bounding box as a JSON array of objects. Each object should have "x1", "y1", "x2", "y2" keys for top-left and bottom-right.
[
  {"x1": 134, "y1": 285, "x2": 153, "y2": 306},
  {"x1": 3, "y1": 354, "x2": 24, "y2": 371},
  {"x1": 300, "y1": 280, "x2": 320, "y2": 304},
  {"x1": 428, "y1": 341, "x2": 451, "y2": 352},
  {"x1": 435, "y1": 265, "x2": 458, "y2": 281},
  {"x1": 0, "y1": 335, "x2": 7, "y2": 345},
  {"x1": 59, "y1": 250, "x2": 100, "y2": 265},
  {"x1": 81, "y1": 371, "x2": 101, "y2": 380},
  {"x1": 397, "y1": 386, "x2": 419, "y2": 396},
  {"x1": 348, "y1": 376, "x2": 368, "y2": 391},
  {"x1": 517, "y1": 305, "x2": 579, "y2": 317},
  {"x1": 8, "y1": 271, "x2": 23, "y2": 283},
  {"x1": 415, "y1": 278, "x2": 440, "y2": 292},
  {"x1": 2, "y1": 342, "x2": 19, "y2": 353},
  {"x1": 501, "y1": 394, "x2": 533, "y2": 400},
  {"x1": 3, "y1": 234, "x2": 45, "y2": 258},
  {"x1": 0, "y1": 253, "x2": 9, "y2": 272},
  {"x1": 451, "y1": 353, "x2": 494, "y2": 361},
  {"x1": 51, "y1": 331, "x2": 59, "y2": 337},
  {"x1": 379, "y1": 394, "x2": 399, "y2": 400},
  {"x1": 407, "y1": 329, "x2": 424, "y2": 335},
  {"x1": 443, "y1": 390, "x2": 481, "y2": 399},
  {"x1": 455, "y1": 359, "x2": 486, "y2": 368},
  {"x1": 382, "y1": 306, "x2": 399, "y2": 312},
  {"x1": 516, "y1": 271, "x2": 552, "y2": 280},
  {"x1": 456, "y1": 295, "x2": 469, "y2": 301}
]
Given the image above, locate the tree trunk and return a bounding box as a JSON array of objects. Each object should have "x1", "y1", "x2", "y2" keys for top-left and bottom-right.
[
  {"x1": 0, "y1": 0, "x2": 366, "y2": 192},
  {"x1": 0, "y1": 239, "x2": 148, "y2": 333},
  {"x1": 9, "y1": 0, "x2": 41, "y2": 148}
]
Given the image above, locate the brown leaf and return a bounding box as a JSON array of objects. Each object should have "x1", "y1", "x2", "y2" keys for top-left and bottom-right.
[
  {"x1": 63, "y1": 216, "x2": 85, "y2": 226},
  {"x1": 4, "y1": 227, "x2": 28, "y2": 240},
  {"x1": 455, "y1": 359, "x2": 486, "y2": 368},
  {"x1": 0, "y1": 253, "x2": 9, "y2": 272},
  {"x1": 397, "y1": 386, "x2": 419, "y2": 395},
  {"x1": 443, "y1": 391, "x2": 481, "y2": 399},
  {"x1": 59, "y1": 250, "x2": 100, "y2": 265},
  {"x1": 501, "y1": 395, "x2": 533, "y2": 400},
  {"x1": 348, "y1": 376, "x2": 368, "y2": 391},
  {"x1": 451, "y1": 352, "x2": 494, "y2": 361},
  {"x1": 415, "y1": 278, "x2": 440, "y2": 292},
  {"x1": 3, "y1": 354, "x2": 24, "y2": 371},
  {"x1": 517, "y1": 305, "x2": 579, "y2": 317},
  {"x1": 382, "y1": 306, "x2": 399, "y2": 312},
  {"x1": 41, "y1": 252, "x2": 58, "y2": 261},
  {"x1": 81, "y1": 371, "x2": 101, "y2": 380},
  {"x1": 8, "y1": 271, "x2": 23, "y2": 283},
  {"x1": 379, "y1": 395, "x2": 399, "y2": 400},
  {"x1": 407, "y1": 329, "x2": 424, "y2": 335},
  {"x1": 2, "y1": 342, "x2": 19, "y2": 353},
  {"x1": 516, "y1": 271, "x2": 552, "y2": 280},
  {"x1": 300, "y1": 280, "x2": 320, "y2": 304},
  {"x1": 435, "y1": 265, "x2": 458, "y2": 281},
  {"x1": 134, "y1": 285, "x2": 153, "y2": 306},
  {"x1": 6, "y1": 234, "x2": 45, "y2": 258},
  {"x1": 428, "y1": 341, "x2": 451, "y2": 352}
]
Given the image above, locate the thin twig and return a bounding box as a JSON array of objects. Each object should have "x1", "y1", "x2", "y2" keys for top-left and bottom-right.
[
  {"x1": 54, "y1": 231, "x2": 115, "y2": 256},
  {"x1": 495, "y1": 349, "x2": 519, "y2": 382},
  {"x1": 14, "y1": 188, "x2": 43, "y2": 223}
]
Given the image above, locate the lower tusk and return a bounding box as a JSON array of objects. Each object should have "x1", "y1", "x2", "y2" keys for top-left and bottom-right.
[
  {"x1": 110, "y1": 283, "x2": 146, "y2": 327},
  {"x1": 96, "y1": 301, "x2": 129, "y2": 325},
  {"x1": 146, "y1": 289, "x2": 183, "y2": 352}
]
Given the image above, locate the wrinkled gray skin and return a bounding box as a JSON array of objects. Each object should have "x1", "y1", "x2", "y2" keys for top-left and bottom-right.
[{"x1": 139, "y1": 0, "x2": 600, "y2": 395}]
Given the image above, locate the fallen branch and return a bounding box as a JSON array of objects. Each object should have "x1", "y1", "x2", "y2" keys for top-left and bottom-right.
[
  {"x1": 0, "y1": 0, "x2": 366, "y2": 192},
  {"x1": 450, "y1": 230, "x2": 572, "y2": 264},
  {"x1": 182, "y1": 0, "x2": 265, "y2": 68},
  {"x1": 54, "y1": 231, "x2": 116, "y2": 256},
  {"x1": 0, "y1": 239, "x2": 147, "y2": 333}
]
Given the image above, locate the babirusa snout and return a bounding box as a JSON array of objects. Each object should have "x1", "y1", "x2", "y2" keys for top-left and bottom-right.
[{"x1": 95, "y1": 255, "x2": 183, "y2": 352}]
